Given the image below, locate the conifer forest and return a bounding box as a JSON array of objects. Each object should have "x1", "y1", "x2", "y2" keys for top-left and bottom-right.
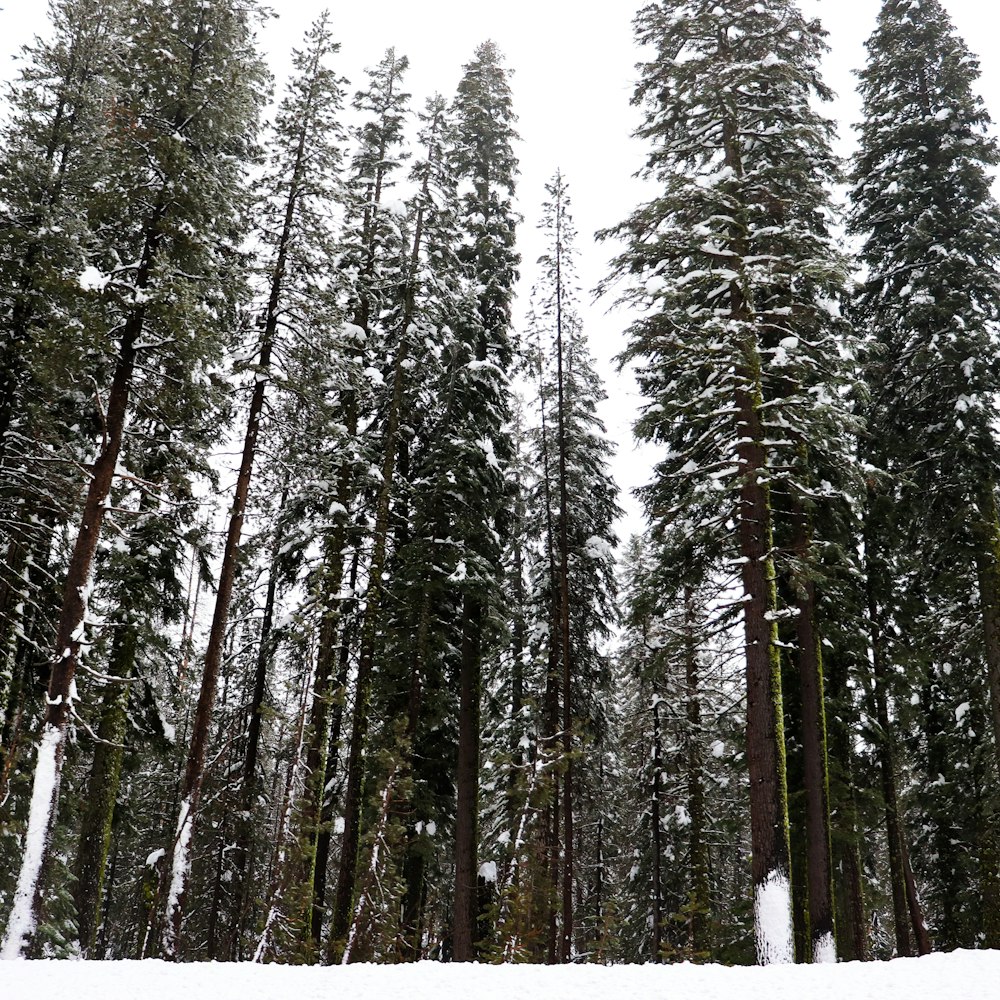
[{"x1": 4, "y1": 0, "x2": 1000, "y2": 971}]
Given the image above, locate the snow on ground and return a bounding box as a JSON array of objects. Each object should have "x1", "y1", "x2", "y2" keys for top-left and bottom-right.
[{"x1": 2, "y1": 951, "x2": 998, "y2": 1000}]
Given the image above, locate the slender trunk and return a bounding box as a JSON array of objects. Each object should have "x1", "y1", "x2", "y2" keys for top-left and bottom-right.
[
  {"x1": 300, "y1": 532, "x2": 350, "y2": 951},
  {"x1": 900, "y1": 824, "x2": 932, "y2": 955},
  {"x1": 311, "y1": 554, "x2": 359, "y2": 947},
  {"x1": 231, "y1": 487, "x2": 287, "y2": 959},
  {"x1": 329, "y1": 167, "x2": 427, "y2": 961},
  {"x1": 651, "y1": 698, "x2": 663, "y2": 963},
  {"x1": 452, "y1": 595, "x2": 484, "y2": 962},
  {"x1": 340, "y1": 768, "x2": 399, "y2": 964},
  {"x1": 790, "y1": 506, "x2": 836, "y2": 963},
  {"x1": 973, "y1": 484, "x2": 1000, "y2": 773},
  {"x1": 74, "y1": 623, "x2": 135, "y2": 956},
  {"x1": 534, "y1": 306, "x2": 562, "y2": 964},
  {"x1": 206, "y1": 802, "x2": 229, "y2": 961},
  {"x1": 736, "y1": 373, "x2": 793, "y2": 965},
  {"x1": 161, "y1": 324, "x2": 271, "y2": 958},
  {"x1": 253, "y1": 663, "x2": 312, "y2": 963},
  {"x1": 161, "y1": 83, "x2": 317, "y2": 951},
  {"x1": 328, "y1": 353, "x2": 409, "y2": 958},
  {"x1": 864, "y1": 497, "x2": 930, "y2": 957},
  {"x1": 400, "y1": 585, "x2": 434, "y2": 960},
  {"x1": 95, "y1": 834, "x2": 118, "y2": 960},
  {"x1": 827, "y1": 680, "x2": 867, "y2": 963}
]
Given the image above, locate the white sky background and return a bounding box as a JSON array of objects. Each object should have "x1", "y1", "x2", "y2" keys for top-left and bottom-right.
[{"x1": 2, "y1": 0, "x2": 999, "y2": 541}]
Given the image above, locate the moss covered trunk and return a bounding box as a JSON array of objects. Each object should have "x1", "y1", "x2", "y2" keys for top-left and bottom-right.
[{"x1": 74, "y1": 623, "x2": 135, "y2": 955}]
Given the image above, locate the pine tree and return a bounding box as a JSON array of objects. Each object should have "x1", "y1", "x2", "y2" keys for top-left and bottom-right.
[
  {"x1": 850, "y1": 0, "x2": 1000, "y2": 948},
  {"x1": 326, "y1": 47, "x2": 413, "y2": 962},
  {"x1": 0, "y1": 0, "x2": 126, "y2": 778},
  {"x1": 521, "y1": 172, "x2": 620, "y2": 960},
  {"x1": 604, "y1": 0, "x2": 852, "y2": 964}
]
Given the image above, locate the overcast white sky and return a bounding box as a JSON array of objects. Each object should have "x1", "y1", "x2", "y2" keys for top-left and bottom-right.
[{"x1": 2, "y1": 0, "x2": 999, "y2": 537}]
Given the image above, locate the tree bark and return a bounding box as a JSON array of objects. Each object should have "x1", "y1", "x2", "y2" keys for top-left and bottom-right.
[
  {"x1": 684, "y1": 590, "x2": 709, "y2": 959},
  {"x1": 864, "y1": 495, "x2": 931, "y2": 957},
  {"x1": 452, "y1": 595, "x2": 484, "y2": 962},
  {"x1": 651, "y1": 697, "x2": 663, "y2": 963},
  {"x1": 973, "y1": 485, "x2": 1000, "y2": 774},
  {"x1": 231, "y1": 487, "x2": 286, "y2": 959},
  {"x1": 74, "y1": 623, "x2": 135, "y2": 956},
  {"x1": 736, "y1": 372, "x2": 794, "y2": 965},
  {"x1": 790, "y1": 507, "x2": 836, "y2": 962}
]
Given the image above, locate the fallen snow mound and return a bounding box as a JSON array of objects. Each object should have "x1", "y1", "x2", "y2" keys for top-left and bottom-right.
[{"x1": 3, "y1": 951, "x2": 998, "y2": 1000}]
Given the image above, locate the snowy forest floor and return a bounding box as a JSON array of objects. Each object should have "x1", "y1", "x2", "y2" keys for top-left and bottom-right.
[{"x1": 3, "y1": 952, "x2": 999, "y2": 1000}]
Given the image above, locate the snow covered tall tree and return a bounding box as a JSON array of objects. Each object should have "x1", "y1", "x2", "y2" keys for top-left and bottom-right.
[
  {"x1": 160, "y1": 11, "x2": 345, "y2": 959},
  {"x1": 521, "y1": 172, "x2": 620, "y2": 961},
  {"x1": 446, "y1": 40, "x2": 520, "y2": 962},
  {"x1": 850, "y1": 0, "x2": 1000, "y2": 949},
  {"x1": 604, "y1": 0, "x2": 853, "y2": 965},
  {"x1": 1, "y1": 0, "x2": 267, "y2": 960}
]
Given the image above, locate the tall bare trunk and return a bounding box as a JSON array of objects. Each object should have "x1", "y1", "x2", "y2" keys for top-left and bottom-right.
[
  {"x1": 737, "y1": 376, "x2": 793, "y2": 965},
  {"x1": 452, "y1": 596, "x2": 484, "y2": 962},
  {"x1": 74, "y1": 623, "x2": 135, "y2": 956},
  {"x1": 790, "y1": 507, "x2": 836, "y2": 963}
]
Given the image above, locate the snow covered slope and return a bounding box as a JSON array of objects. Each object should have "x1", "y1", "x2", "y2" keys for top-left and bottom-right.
[{"x1": 2, "y1": 952, "x2": 998, "y2": 1000}]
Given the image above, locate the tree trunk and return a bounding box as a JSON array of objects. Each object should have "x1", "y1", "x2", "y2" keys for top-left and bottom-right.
[
  {"x1": 299, "y1": 531, "x2": 350, "y2": 953},
  {"x1": 973, "y1": 484, "x2": 1000, "y2": 775},
  {"x1": 684, "y1": 591, "x2": 709, "y2": 959},
  {"x1": 452, "y1": 595, "x2": 484, "y2": 962},
  {"x1": 161, "y1": 87, "x2": 317, "y2": 950},
  {"x1": 790, "y1": 507, "x2": 836, "y2": 963},
  {"x1": 864, "y1": 498, "x2": 931, "y2": 957},
  {"x1": 310, "y1": 562, "x2": 358, "y2": 949},
  {"x1": 74, "y1": 623, "x2": 135, "y2": 956},
  {"x1": 826, "y1": 658, "x2": 867, "y2": 963},
  {"x1": 231, "y1": 487, "x2": 286, "y2": 959},
  {"x1": 328, "y1": 171, "x2": 427, "y2": 962},
  {"x1": 736, "y1": 371, "x2": 794, "y2": 965}
]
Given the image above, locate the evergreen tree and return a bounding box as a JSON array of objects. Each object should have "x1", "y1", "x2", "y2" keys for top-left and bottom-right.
[
  {"x1": 850, "y1": 0, "x2": 1000, "y2": 948},
  {"x1": 604, "y1": 0, "x2": 852, "y2": 964},
  {"x1": 159, "y1": 10, "x2": 346, "y2": 959}
]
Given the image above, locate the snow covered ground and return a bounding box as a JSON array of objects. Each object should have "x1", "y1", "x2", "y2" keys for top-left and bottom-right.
[{"x1": 3, "y1": 952, "x2": 998, "y2": 1000}]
